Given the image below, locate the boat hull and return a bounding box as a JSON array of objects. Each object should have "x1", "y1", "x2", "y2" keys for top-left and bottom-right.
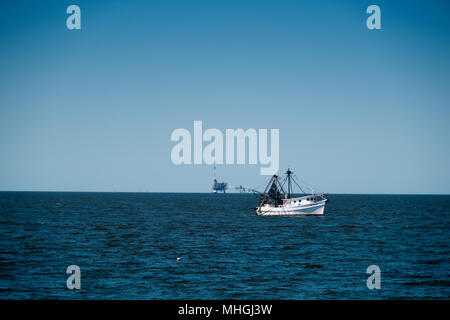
[{"x1": 256, "y1": 201, "x2": 326, "y2": 216}]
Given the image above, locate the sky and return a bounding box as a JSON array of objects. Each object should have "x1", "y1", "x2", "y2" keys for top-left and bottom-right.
[{"x1": 1, "y1": 0, "x2": 449, "y2": 194}]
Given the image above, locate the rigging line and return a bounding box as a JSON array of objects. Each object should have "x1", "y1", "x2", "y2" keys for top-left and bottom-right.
[
  {"x1": 291, "y1": 175, "x2": 308, "y2": 195},
  {"x1": 280, "y1": 176, "x2": 287, "y2": 189},
  {"x1": 293, "y1": 174, "x2": 316, "y2": 191},
  {"x1": 265, "y1": 175, "x2": 276, "y2": 193},
  {"x1": 253, "y1": 179, "x2": 268, "y2": 191},
  {"x1": 278, "y1": 176, "x2": 286, "y2": 194}
]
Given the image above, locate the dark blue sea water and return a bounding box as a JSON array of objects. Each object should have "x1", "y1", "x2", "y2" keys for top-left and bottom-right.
[{"x1": 0, "y1": 192, "x2": 449, "y2": 299}]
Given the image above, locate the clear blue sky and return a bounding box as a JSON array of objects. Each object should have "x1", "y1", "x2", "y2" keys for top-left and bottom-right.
[{"x1": 1, "y1": 0, "x2": 449, "y2": 194}]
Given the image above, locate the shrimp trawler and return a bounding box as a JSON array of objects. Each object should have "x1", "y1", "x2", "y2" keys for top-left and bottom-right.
[{"x1": 252, "y1": 169, "x2": 327, "y2": 216}]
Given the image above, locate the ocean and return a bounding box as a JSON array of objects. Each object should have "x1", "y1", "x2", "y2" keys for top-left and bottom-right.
[{"x1": 0, "y1": 192, "x2": 448, "y2": 299}]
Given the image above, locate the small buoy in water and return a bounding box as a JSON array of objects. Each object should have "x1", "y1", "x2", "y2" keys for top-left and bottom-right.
[{"x1": 177, "y1": 255, "x2": 181, "y2": 262}]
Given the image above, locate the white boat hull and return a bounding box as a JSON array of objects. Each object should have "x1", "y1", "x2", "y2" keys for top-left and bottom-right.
[{"x1": 256, "y1": 200, "x2": 326, "y2": 216}]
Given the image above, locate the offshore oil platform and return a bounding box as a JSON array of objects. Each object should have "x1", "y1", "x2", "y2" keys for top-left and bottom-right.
[{"x1": 212, "y1": 166, "x2": 245, "y2": 193}]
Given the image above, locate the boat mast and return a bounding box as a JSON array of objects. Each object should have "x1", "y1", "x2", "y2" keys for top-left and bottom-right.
[{"x1": 286, "y1": 168, "x2": 293, "y2": 198}]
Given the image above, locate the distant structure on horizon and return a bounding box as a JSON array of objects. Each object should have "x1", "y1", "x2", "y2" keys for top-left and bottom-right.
[{"x1": 212, "y1": 166, "x2": 245, "y2": 193}]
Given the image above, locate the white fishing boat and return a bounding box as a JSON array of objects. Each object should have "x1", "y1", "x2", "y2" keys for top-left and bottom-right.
[{"x1": 252, "y1": 169, "x2": 327, "y2": 216}]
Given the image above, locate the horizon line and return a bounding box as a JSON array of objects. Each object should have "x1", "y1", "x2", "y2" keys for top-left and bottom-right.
[{"x1": 0, "y1": 190, "x2": 449, "y2": 196}]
